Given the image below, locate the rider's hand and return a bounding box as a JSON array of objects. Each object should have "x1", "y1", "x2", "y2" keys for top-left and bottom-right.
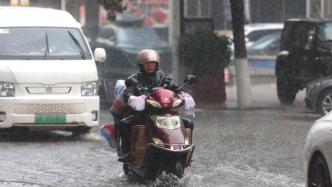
[
  {"x1": 128, "y1": 95, "x2": 147, "y2": 111},
  {"x1": 171, "y1": 84, "x2": 183, "y2": 93}
]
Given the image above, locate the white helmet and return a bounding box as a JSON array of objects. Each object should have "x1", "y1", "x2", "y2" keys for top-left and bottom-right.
[{"x1": 136, "y1": 49, "x2": 160, "y2": 72}]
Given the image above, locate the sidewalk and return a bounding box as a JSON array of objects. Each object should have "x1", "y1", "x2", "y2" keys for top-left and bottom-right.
[
  {"x1": 224, "y1": 81, "x2": 306, "y2": 109},
  {"x1": 195, "y1": 75, "x2": 305, "y2": 111}
]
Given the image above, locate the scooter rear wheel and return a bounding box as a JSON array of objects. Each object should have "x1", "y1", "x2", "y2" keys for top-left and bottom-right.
[{"x1": 115, "y1": 122, "x2": 123, "y2": 157}]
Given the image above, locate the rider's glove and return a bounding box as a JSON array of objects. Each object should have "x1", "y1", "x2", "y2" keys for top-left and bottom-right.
[
  {"x1": 128, "y1": 95, "x2": 147, "y2": 111},
  {"x1": 172, "y1": 84, "x2": 183, "y2": 93}
]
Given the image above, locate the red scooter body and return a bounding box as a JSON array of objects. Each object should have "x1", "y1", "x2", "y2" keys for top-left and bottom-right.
[{"x1": 122, "y1": 88, "x2": 195, "y2": 180}]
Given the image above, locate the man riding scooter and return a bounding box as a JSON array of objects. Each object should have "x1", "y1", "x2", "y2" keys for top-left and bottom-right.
[{"x1": 117, "y1": 49, "x2": 194, "y2": 161}]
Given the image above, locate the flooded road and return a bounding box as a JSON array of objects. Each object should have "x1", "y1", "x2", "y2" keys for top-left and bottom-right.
[{"x1": 0, "y1": 79, "x2": 321, "y2": 187}]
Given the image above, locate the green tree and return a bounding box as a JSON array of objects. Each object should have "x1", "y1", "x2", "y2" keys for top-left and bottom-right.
[
  {"x1": 99, "y1": 0, "x2": 123, "y2": 12},
  {"x1": 178, "y1": 28, "x2": 231, "y2": 74}
]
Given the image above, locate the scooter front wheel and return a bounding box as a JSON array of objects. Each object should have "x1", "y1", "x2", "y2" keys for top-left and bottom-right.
[{"x1": 167, "y1": 161, "x2": 184, "y2": 178}]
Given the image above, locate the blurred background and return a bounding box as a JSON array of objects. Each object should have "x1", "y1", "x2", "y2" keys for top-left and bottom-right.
[{"x1": 1, "y1": 0, "x2": 331, "y2": 104}]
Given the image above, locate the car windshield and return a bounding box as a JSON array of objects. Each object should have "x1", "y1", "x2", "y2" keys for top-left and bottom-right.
[
  {"x1": 319, "y1": 22, "x2": 332, "y2": 41},
  {"x1": 117, "y1": 27, "x2": 165, "y2": 46},
  {"x1": 248, "y1": 32, "x2": 280, "y2": 50},
  {"x1": 0, "y1": 27, "x2": 91, "y2": 60}
]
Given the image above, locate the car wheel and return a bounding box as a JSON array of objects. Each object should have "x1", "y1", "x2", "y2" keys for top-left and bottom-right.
[
  {"x1": 276, "y1": 70, "x2": 296, "y2": 104},
  {"x1": 317, "y1": 89, "x2": 332, "y2": 115},
  {"x1": 308, "y1": 154, "x2": 331, "y2": 187}
]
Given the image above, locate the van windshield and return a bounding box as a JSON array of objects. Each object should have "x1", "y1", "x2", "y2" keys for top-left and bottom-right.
[{"x1": 0, "y1": 27, "x2": 92, "y2": 60}]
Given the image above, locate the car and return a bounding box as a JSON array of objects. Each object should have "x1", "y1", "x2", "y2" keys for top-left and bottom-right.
[
  {"x1": 226, "y1": 32, "x2": 282, "y2": 80},
  {"x1": 92, "y1": 13, "x2": 172, "y2": 105},
  {"x1": 0, "y1": 7, "x2": 106, "y2": 134},
  {"x1": 228, "y1": 23, "x2": 283, "y2": 51},
  {"x1": 244, "y1": 23, "x2": 283, "y2": 47},
  {"x1": 276, "y1": 19, "x2": 332, "y2": 105},
  {"x1": 247, "y1": 32, "x2": 281, "y2": 56},
  {"x1": 305, "y1": 77, "x2": 332, "y2": 115},
  {"x1": 305, "y1": 113, "x2": 332, "y2": 187},
  {"x1": 238, "y1": 32, "x2": 281, "y2": 75}
]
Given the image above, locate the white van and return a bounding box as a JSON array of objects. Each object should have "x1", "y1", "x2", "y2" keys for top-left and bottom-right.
[{"x1": 0, "y1": 7, "x2": 106, "y2": 134}]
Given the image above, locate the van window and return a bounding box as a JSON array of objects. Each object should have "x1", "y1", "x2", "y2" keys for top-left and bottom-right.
[
  {"x1": 0, "y1": 27, "x2": 92, "y2": 60},
  {"x1": 246, "y1": 30, "x2": 281, "y2": 42},
  {"x1": 319, "y1": 22, "x2": 332, "y2": 41}
]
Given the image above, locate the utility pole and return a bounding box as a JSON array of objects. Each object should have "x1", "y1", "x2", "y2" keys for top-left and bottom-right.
[
  {"x1": 306, "y1": 0, "x2": 311, "y2": 18},
  {"x1": 244, "y1": 0, "x2": 251, "y2": 22},
  {"x1": 230, "y1": 0, "x2": 253, "y2": 109},
  {"x1": 169, "y1": 0, "x2": 181, "y2": 82},
  {"x1": 321, "y1": 0, "x2": 325, "y2": 19},
  {"x1": 60, "y1": 0, "x2": 66, "y2": 10},
  {"x1": 85, "y1": 0, "x2": 100, "y2": 41}
]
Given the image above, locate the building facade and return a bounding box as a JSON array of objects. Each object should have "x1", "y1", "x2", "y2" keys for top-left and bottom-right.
[
  {"x1": 249, "y1": 0, "x2": 306, "y2": 23},
  {"x1": 0, "y1": 0, "x2": 100, "y2": 39},
  {"x1": 307, "y1": 0, "x2": 332, "y2": 19}
]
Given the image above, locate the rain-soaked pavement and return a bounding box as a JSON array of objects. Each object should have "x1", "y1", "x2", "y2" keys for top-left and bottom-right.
[{"x1": 0, "y1": 76, "x2": 321, "y2": 187}]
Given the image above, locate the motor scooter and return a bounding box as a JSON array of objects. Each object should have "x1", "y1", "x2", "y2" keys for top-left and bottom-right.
[{"x1": 102, "y1": 75, "x2": 196, "y2": 180}]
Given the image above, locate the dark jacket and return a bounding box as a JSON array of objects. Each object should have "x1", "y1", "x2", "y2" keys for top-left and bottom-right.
[{"x1": 123, "y1": 70, "x2": 179, "y2": 102}]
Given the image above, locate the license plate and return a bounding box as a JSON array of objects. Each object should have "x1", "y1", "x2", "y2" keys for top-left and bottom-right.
[{"x1": 35, "y1": 114, "x2": 66, "y2": 124}]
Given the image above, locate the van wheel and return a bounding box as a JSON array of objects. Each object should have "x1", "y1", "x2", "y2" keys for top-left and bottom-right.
[
  {"x1": 71, "y1": 127, "x2": 90, "y2": 136},
  {"x1": 277, "y1": 71, "x2": 296, "y2": 104},
  {"x1": 308, "y1": 155, "x2": 331, "y2": 187},
  {"x1": 317, "y1": 89, "x2": 332, "y2": 115}
]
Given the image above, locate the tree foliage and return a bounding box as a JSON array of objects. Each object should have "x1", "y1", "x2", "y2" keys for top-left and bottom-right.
[
  {"x1": 99, "y1": 0, "x2": 123, "y2": 12},
  {"x1": 178, "y1": 28, "x2": 231, "y2": 73}
]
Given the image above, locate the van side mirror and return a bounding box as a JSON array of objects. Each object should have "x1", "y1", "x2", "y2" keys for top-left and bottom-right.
[{"x1": 94, "y1": 48, "x2": 106, "y2": 63}]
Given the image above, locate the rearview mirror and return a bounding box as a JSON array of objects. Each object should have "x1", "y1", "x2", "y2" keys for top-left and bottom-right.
[
  {"x1": 184, "y1": 75, "x2": 197, "y2": 85},
  {"x1": 94, "y1": 48, "x2": 106, "y2": 63}
]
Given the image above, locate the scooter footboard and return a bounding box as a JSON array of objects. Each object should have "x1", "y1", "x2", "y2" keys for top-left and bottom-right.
[
  {"x1": 144, "y1": 143, "x2": 195, "y2": 167},
  {"x1": 130, "y1": 125, "x2": 147, "y2": 165}
]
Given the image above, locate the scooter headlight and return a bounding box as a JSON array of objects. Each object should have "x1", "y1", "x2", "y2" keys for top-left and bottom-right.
[
  {"x1": 152, "y1": 138, "x2": 163, "y2": 144},
  {"x1": 81, "y1": 81, "x2": 98, "y2": 96},
  {"x1": 172, "y1": 99, "x2": 183, "y2": 108},
  {"x1": 146, "y1": 99, "x2": 162, "y2": 108},
  {"x1": 151, "y1": 115, "x2": 181, "y2": 129}
]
